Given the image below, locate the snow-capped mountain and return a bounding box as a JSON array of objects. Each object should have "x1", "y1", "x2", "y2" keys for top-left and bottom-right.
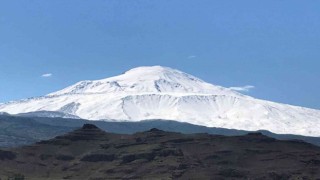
[{"x1": 1, "y1": 66, "x2": 320, "y2": 136}]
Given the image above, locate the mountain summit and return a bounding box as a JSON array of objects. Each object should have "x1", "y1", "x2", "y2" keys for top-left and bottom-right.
[
  {"x1": 1, "y1": 66, "x2": 320, "y2": 136},
  {"x1": 49, "y1": 66, "x2": 239, "y2": 96}
]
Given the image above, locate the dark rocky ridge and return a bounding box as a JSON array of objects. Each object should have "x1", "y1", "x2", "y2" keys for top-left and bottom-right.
[{"x1": 0, "y1": 124, "x2": 320, "y2": 179}]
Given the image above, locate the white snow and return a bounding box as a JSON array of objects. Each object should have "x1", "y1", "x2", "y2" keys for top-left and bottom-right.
[{"x1": 1, "y1": 66, "x2": 320, "y2": 137}]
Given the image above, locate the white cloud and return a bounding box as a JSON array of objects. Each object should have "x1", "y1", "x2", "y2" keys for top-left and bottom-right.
[
  {"x1": 41, "y1": 73, "x2": 53, "y2": 78},
  {"x1": 229, "y1": 85, "x2": 255, "y2": 92},
  {"x1": 187, "y1": 55, "x2": 197, "y2": 59}
]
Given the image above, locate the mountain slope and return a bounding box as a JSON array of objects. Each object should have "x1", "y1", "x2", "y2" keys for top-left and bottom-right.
[
  {"x1": 1, "y1": 124, "x2": 320, "y2": 179},
  {"x1": 1, "y1": 66, "x2": 320, "y2": 136},
  {"x1": 1, "y1": 114, "x2": 320, "y2": 148},
  {"x1": 0, "y1": 115, "x2": 75, "y2": 147}
]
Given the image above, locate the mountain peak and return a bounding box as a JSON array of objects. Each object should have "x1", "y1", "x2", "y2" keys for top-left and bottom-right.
[
  {"x1": 123, "y1": 66, "x2": 176, "y2": 75},
  {"x1": 48, "y1": 66, "x2": 236, "y2": 96},
  {"x1": 120, "y1": 66, "x2": 205, "y2": 84},
  {"x1": 50, "y1": 124, "x2": 108, "y2": 141},
  {"x1": 122, "y1": 66, "x2": 195, "y2": 79},
  {"x1": 82, "y1": 124, "x2": 99, "y2": 130}
]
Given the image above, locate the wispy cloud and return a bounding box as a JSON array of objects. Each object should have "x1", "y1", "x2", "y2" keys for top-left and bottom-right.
[
  {"x1": 229, "y1": 85, "x2": 255, "y2": 92},
  {"x1": 187, "y1": 55, "x2": 197, "y2": 59},
  {"x1": 41, "y1": 73, "x2": 53, "y2": 78}
]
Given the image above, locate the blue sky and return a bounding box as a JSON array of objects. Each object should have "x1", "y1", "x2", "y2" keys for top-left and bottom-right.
[{"x1": 0, "y1": 0, "x2": 319, "y2": 109}]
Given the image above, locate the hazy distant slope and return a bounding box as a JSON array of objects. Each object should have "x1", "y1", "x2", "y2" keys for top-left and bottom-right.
[
  {"x1": 0, "y1": 115, "x2": 75, "y2": 147},
  {"x1": 1, "y1": 115, "x2": 320, "y2": 147}
]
